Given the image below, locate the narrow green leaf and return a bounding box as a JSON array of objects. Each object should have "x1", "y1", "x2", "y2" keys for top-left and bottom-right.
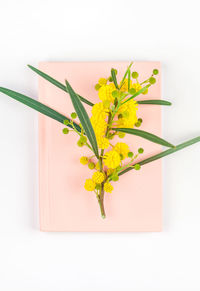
[
  {"x1": 111, "y1": 69, "x2": 119, "y2": 89},
  {"x1": 137, "y1": 99, "x2": 172, "y2": 106},
  {"x1": 128, "y1": 69, "x2": 131, "y2": 91},
  {"x1": 122, "y1": 85, "x2": 150, "y2": 105},
  {"x1": 65, "y1": 80, "x2": 99, "y2": 158},
  {"x1": 113, "y1": 128, "x2": 175, "y2": 148},
  {"x1": 119, "y1": 136, "x2": 200, "y2": 176},
  {"x1": 119, "y1": 62, "x2": 133, "y2": 89},
  {"x1": 27, "y1": 65, "x2": 94, "y2": 107},
  {"x1": 0, "y1": 87, "x2": 81, "y2": 132}
]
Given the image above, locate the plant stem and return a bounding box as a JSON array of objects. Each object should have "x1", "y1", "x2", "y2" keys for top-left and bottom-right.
[
  {"x1": 98, "y1": 186, "x2": 106, "y2": 219},
  {"x1": 98, "y1": 148, "x2": 106, "y2": 218}
]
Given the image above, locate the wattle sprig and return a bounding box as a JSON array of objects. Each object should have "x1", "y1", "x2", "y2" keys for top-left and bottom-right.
[{"x1": 0, "y1": 62, "x2": 200, "y2": 219}]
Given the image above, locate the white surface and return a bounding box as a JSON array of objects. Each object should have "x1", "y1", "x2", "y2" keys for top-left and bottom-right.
[{"x1": 0, "y1": 0, "x2": 200, "y2": 290}]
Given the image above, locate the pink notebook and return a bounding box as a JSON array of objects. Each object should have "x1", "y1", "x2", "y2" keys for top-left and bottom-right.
[{"x1": 38, "y1": 61, "x2": 162, "y2": 232}]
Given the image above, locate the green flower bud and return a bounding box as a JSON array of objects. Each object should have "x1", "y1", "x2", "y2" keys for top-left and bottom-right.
[
  {"x1": 112, "y1": 175, "x2": 119, "y2": 182},
  {"x1": 153, "y1": 69, "x2": 159, "y2": 75},
  {"x1": 134, "y1": 163, "x2": 141, "y2": 170},
  {"x1": 112, "y1": 90, "x2": 119, "y2": 98},
  {"x1": 118, "y1": 132, "x2": 126, "y2": 138},
  {"x1": 138, "y1": 118, "x2": 143, "y2": 123},
  {"x1": 120, "y1": 154, "x2": 124, "y2": 160},
  {"x1": 132, "y1": 71, "x2": 139, "y2": 79},
  {"x1": 108, "y1": 76, "x2": 113, "y2": 82},
  {"x1": 128, "y1": 151, "x2": 134, "y2": 158},
  {"x1": 71, "y1": 112, "x2": 77, "y2": 119},
  {"x1": 129, "y1": 88, "x2": 136, "y2": 95},
  {"x1": 95, "y1": 84, "x2": 101, "y2": 91},
  {"x1": 88, "y1": 162, "x2": 95, "y2": 169},
  {"x1": 142, "y1": 88, "x2": 148, "y2": 95},
  {"x1": 138, "y1": 148, "x2": 144, "y2": 154},
  {"x1": 77, "y1": 140, "x2": 84, "y2": 147},
  {"x1": 149, "y1": 77, "x2": 156, "y2": 84},
  {"x1": 63, "y1": 119, "x2": 69, "y2": 125},
  {"x1": 80, "y1": 136, "x2": 87, "y2": 143},
  {"x1": 118, "y1": 114, "x2": 123, "y2": 119},
  {"x1": 62, "y1": 128, "x2": 69, "y2": 134},
  {"x1": 98, "y1": 78, "x2": 107, "y2": 85},
  {"x1": 135, "y1": 121, "x2": 141, "y2": 127}
]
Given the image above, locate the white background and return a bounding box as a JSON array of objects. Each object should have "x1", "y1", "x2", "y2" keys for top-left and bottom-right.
[{"x1": 0, "y1": 0, "x2": 200, "y2": 290}]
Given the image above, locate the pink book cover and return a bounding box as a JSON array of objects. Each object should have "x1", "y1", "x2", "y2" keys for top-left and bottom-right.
[{"x1": 38, "y1": 61, "x2": 162, "y2": 232}]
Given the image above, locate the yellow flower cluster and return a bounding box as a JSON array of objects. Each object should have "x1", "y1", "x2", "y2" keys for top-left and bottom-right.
[
  {"x1": 132, "y1": 83, "x2": 142, "y2": 92},
  {"x1": 80, "y1": 156, "x2": 88, "y2": 165},
  {"x1": 98, "y1": 83, "x2": 115, "y2": 102},
  {"x1": 90, "y1": 102, "x2": 110, "y2": 150},
  {"x1": 117, "y1": 99, "x2": 138, "y2": 128},
  {"x1": 84, "y1": 171, "x2": 106, "y2": 191},
  {"x1": 84, "y1": 179, "x2": 96, "y2": 191},
  {"x1": 114, "y1": 142, "x2": 130, "y2": 160},
  {"x1": 85, "y1": 75, "x2": 145, "y2": 196},
  {"x1": 104, "y1": 182, "x2": 113, "y2": 193},
  {"x1": 92, "y1": 171, "x2": 105, "y2": 183},
  {"x1": 104, "y1": 150, "x2": 121, "y2": 169}
]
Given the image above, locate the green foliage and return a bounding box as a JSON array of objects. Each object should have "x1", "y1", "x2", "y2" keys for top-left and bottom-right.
[
  {"x1": 113, "y1": 128, "x2": 175, "y2": 148},
  {"x1": 65, "y1": 80, "x2": 99, "y2": 158},
  {"x1": 137, "y1": 100, "x2": 172, "y2": 106},
  {"x1": 0, "y1": 87, "x2": 81, "y2": 132},
  {"x1": 122, "y1": 85, "x2": 150, "y2": 104},
  {"x1": 119, "y1": 136, "x2": 200, "y2": 176},
  {"x1": 119, "y1": 62, "x2": 133, "y2": 89},
  {"x1": 28, "y1": 65, "x2": 94, "y2": 106},
  {"x1": 111, "y1": 68, "x2": 119, "y2": 89}
]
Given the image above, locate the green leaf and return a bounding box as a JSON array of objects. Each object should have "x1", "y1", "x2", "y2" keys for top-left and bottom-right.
[
  {"x1": 27, "y1": 65, "x2": 94, "y2": 107},
  {"x1": 119, "y1": 62, "x2": 133, "y2": 89},
  {"x1": 65, "y1": 80, "x2": 99, "y2": 158},
  {"x1": 128, "y1": 69, "x2": 131, "y2": 91},
  {"x1": 122, "y1": 85, "x2": 150, "y2": 104},
  {"x1": 137, "y1": 99, "x2": 172, "y2": 106},
  {"x1": 111, "y1": 68, "x2": 119, "y2": 89},
  {"x1": 113, "y1": 128, "x2": 175, "y2": 148},
  {"x1": 119, "y1": 136, "x2": 200, "y2": 176},
  {"x1": 0, "y1": 87, "x2": 81, "y2": 132}
]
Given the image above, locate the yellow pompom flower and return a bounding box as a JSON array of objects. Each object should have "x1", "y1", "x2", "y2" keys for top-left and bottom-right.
[
  {"x1": 84, "y1": 179, "x2": 96, "y2": 191},
  {"x1": 92, "y1": 171, "x2": 105, "y2": 184},
  {"x1": 132, "y1": 83, "x2": 142, "y2": 92},
  {"x1": 104, "y1": 150, "x2": 121, "y2": 169},
  {"x1": 117, "y1": 99, "x2": 138, "y2": 128},
  {"x1": 98, "y1": 84, "x2": 115, "y2": 102},
  {"x1": 98, "y1": 78, "x2": 107, "y2": 86},
  {"x1": 92, "y1": 102, "x2": 108, "y2": 116},
  {"x1": 91, "y1": 117, "x2": 107, "y2": 137},
  {"x1": 114, "y1": 142, "x2": 130, "y2": 159},
  {"x1": 80, "y1": 156, "x2": 89, "y2": 165},
  {"x1": 97, "y1": 137, "x2": 110, "y2": 149},
  {"x1": 104, "y1": 182, "x2": 114, "y2": 193}
]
